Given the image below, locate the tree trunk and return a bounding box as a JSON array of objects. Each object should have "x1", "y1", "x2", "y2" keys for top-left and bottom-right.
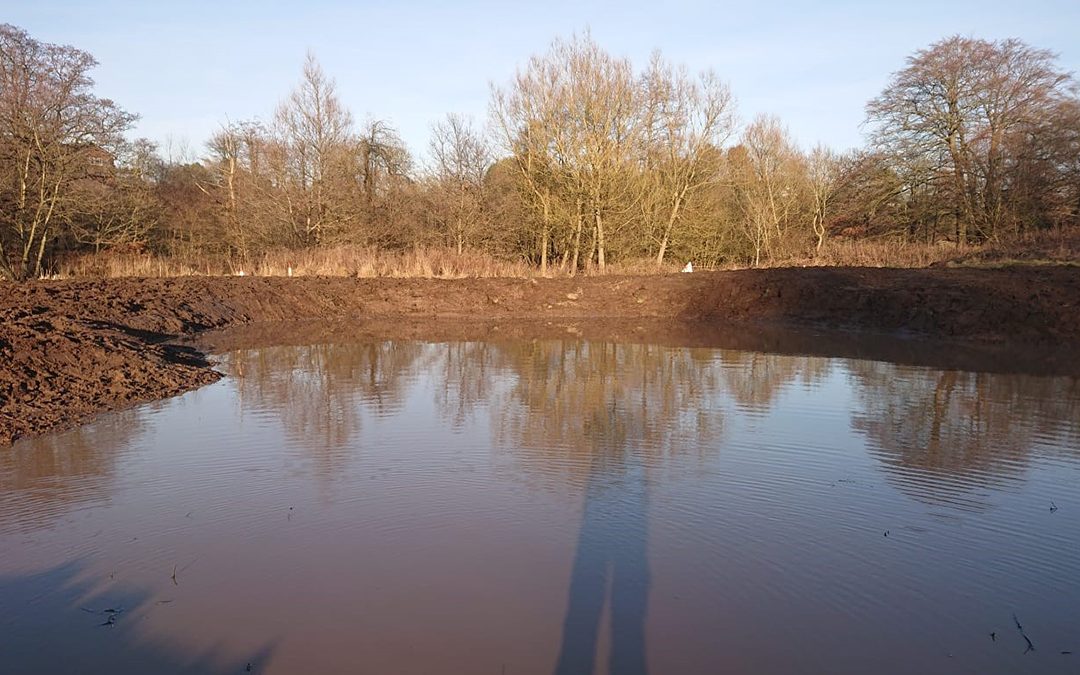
[
  {"x1": 594, "y1": 207, "x2": 606, "y2": 272},
  {"x1": 571, "y1": 199, "x2": 583, "y2": 275},
  {"x1": 0, "y1": 240, "x2": 14, "y2": 281},
  {"x1": 540, "y1": 198, "x2": 550, "y2": 275},
  {"x1": 655, "y1": 196, "x2": 684, "y2": 270}
]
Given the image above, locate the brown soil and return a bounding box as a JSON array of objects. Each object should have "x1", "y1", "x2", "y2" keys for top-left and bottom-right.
[{"x1": 3, "y1": 266, "x2": 1079, "y2": 445}]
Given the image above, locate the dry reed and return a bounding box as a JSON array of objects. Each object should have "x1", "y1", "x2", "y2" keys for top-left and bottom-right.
[{"x1": 50, "y1": 231, "x2": 1079, "y2": 280}]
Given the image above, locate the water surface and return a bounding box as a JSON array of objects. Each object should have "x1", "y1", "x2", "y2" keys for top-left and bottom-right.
[{"x1": 2, "y1": 338, "x2": 1079, "y2": 674}]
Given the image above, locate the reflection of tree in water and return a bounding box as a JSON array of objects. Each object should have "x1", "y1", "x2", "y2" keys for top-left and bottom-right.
[
  {"x1": 487, "y1": 342, "x2": 730, "y2": 487},
  {"x1": 848, "y1": 361, "x2": 1080, "y2": 509},
  {"x1": 492, "y1": 341, "x2": 717, "y2": 675},
  {"x1": 0, "y1": 410, "x2": 145, "y2": 533},
  {"x1": 425, "y1": 341, "x2": 501, "y2": 430},
  {"x1": 223, "y1": 342, "x2": 426, "y2": 475},
  {"x1": 718, "y1": 351, "x2": 834, "y2": 413},
  {"x1": 474, "y1": 343, "x2": 834, "y2": 674},
  {"x1": 477, "y1": 341, "x2": 836, "y2": 674}
]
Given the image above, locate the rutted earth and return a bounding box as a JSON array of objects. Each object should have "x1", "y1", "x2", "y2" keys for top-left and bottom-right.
[{"x1": 2, "y1": 266, "x2": 1079, "y2": 445}]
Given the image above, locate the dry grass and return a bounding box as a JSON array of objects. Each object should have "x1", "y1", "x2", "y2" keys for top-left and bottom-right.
[
  {"x1": 54, "y1": 246, "x2": 687, "y2": 280},
  {"x1": 50, "y1": 230, "x2": 1080, "y2": 280},
  {"x1": 769, "y1": 231, "x2": 1079, "y2": 269},
  {"x1": 788, "y1": 239, "x2": 965, "y2": 268},
  {"x1": 56, "y1": 252, "x2": 210, "y2": 278},
  {"x1": 56, "y1": 247, "x2": 536, "y2": 280},
  {"x1": 254, "y1": 247, "x2": 536, "y2": 278}
]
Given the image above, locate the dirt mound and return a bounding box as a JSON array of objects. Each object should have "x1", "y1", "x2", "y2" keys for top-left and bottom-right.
[{"x1": 2, "y1": 266, "x2": 1079, "y2": 445}]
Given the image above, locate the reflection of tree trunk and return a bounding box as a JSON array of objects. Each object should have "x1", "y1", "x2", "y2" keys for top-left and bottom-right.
[{"x1": 927, "y1": 370, "x2": 958, "y2": 457}]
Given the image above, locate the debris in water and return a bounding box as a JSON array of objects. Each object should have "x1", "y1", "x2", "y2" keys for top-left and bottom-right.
[
  {"x1": 990, "y1": 632, "x2": 996, "y2": 642},
  {"x1": 171, "y1": 558, "x2": 199, "y2": 585},
  {"x1": 1013, "y1": 613, "x2": 1036, "y2": 654},
  {"x1": 81, "y1": 606, "x2": 125, "y2": 627},
  {"x1": 1050, "y1": 502, "x2": 1058, "y2": 513}
]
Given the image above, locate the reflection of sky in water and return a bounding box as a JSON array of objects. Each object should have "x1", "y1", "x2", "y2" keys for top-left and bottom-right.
[{"x1": 2, "y1": 341, "x2": 1079, "y2": 675}]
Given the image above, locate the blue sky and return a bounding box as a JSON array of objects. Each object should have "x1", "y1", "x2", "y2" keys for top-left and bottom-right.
[{"x1": 8, "y1": 1, "x2": 1079, "y2": 163}]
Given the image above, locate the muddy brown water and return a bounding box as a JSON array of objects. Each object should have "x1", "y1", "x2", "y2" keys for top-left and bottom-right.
[{"x1": 2, "y1": 336, "x2": 1079, "y2": 674}]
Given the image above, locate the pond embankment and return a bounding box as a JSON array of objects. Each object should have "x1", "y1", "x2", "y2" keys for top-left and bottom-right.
[{"x1": 3, "y1": 266, "x2": 1079, "y2": 444}]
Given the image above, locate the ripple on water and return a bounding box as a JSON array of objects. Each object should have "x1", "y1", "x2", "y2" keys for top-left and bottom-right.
[{"x1": 2, "y1": 340, "x2": 1079, "y2": 675}]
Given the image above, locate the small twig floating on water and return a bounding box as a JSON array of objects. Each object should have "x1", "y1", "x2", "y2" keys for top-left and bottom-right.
[
  {"x1": 171, "y1": 558, "x2": 199, "y2": 586},
  {"x1": 81, "y1": 606, "x2": 125, "y2": 627},
  {"x1": 1013, "y1": 613, "x2": 1036, "y2": 654}
]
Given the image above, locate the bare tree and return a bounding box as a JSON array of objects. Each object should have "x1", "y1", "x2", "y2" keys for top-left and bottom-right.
[
  {"x1": 639, "y1": 53, "x2": 736, "y2": 268},
  {"x1": 274, "y1": 53, "x2": 355, "y2": 245},
  {"x1": 554, "y1": 34, "x2": 641, "y2": 272},
  {"x1": 491, "y1": 32, "x2": 641, "y2": 272},
  {"x1": 357, "y1": 119, "x2": 409, "y2": 209},
  {"x1": 867, "y1": 36, "x2": 1077, "y2": 243},
  {"x1": 491, "y1": 50, "x2": 567, "y2": 274},
  {"x1": 66, "y1": 139, "x2": 161, "y2": 252},
  {"x1": 207, "y1": 120, "x2": 279, "y2": 257},
  {"x1": 0, "y1": 24, "x2": 134, "y2": 279},
  {"x1": 429, "y1": 113, "x2": 491, "y2": 254},
  {"x1": 805, "y1": 144, "x2": 842, "y2": 252},
  {"x1": 729, "y1": 116, "x2": 806, "y2": 266}
]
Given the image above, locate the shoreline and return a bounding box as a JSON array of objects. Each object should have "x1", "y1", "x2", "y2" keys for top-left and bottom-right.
[{"x1": 3, "y1": 266, "x2": 1079, "y2": 445}]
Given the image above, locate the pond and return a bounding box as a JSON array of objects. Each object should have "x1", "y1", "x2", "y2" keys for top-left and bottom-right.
[{"x1": 2, "y1": 336, "x2": 1079, "y2": 674}]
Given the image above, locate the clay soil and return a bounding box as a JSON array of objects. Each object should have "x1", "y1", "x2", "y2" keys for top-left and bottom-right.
[{"x1": 3, "y1": 266, "x2": 1080, "y2": 445}]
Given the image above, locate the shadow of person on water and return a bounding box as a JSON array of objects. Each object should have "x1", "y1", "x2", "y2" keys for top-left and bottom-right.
[
  {"x1": 0, "y1": 559, "x2": 277, "y2": 674},
  {"x1": 554, "y1": 447, "x2": 650, "y2": 675}
]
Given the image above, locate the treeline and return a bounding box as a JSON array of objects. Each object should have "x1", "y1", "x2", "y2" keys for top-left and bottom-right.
[{"x1": 1, "y1": 24, "x2": 1078, "y2": 281}]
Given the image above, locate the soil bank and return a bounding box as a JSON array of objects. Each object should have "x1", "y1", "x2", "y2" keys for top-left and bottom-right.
[{"x1": 3, "y1": 266, "x2": 1079, "y2": 445}]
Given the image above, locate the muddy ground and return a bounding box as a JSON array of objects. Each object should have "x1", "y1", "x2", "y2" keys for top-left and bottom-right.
[{"x1": 3, "y1": 266, "x2": 1079, "y2": 445}]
